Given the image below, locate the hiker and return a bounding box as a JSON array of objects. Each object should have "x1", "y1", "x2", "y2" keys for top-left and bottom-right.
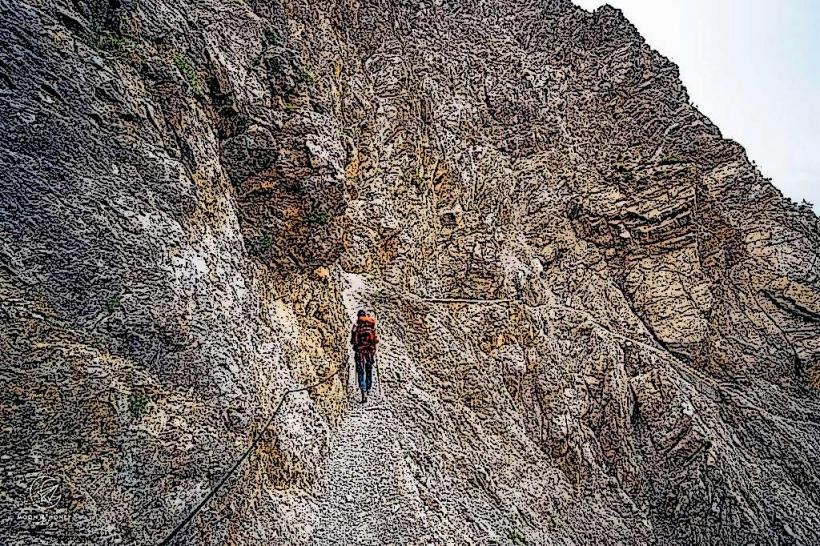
[{"x1": 351, "y1": 310, "x2": 378, "y2": 403}]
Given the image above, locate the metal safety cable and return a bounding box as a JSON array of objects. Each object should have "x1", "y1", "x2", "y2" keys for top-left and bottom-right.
[{"x1": 158, "y1": 366, "x2": 344, "y2": 545}]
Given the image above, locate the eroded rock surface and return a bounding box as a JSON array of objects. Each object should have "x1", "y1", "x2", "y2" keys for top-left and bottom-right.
[{"x1": 1, "y1": 0, "x2": 819, "y2": 544}]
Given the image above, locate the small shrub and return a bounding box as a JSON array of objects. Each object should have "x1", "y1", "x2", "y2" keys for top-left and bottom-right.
[
  {"x1": 234, "y1": 115, "x2": 250, "y2": 132},
  {"x1": 283, "y1": 102, "x2": 298, "y2": 113},
  {"x1": 172, "y1": 53, "x2": 203, "y2": 96},
  {"x1": 89, "y1": 32, "x2": 142, "y2": 63},
  {"x1": 659, "y1": 155, "x2": 685, "y2": 166},
  {"x1": 128, "y1": 393, "x2": 149, "y2": 419},
  {"x1": 259, "y1": 233, "x2": 274, "y2": 250},
  {"x1": 301, "y1": 69, "x2": 316, "y2": 85},
  {"x1": 263, "y1": 29, "x2": 281, "y2": 47},
  {"x1": 507, "y1": 529, "x2": 528, "y2": 545},
  {"x1": 94, "y1": 32, "x2": 136, "y2": 53},
  {"x1": 307, "y1": 211, "x2": 330, "y2": 226},
  {"x1": 105, "y1": 294, "x2": 122, "y2": 313}
]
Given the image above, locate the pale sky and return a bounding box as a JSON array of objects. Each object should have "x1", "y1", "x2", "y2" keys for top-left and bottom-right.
[{"x1": 575, "y1": 0, "x2": 820, "y2": 214}]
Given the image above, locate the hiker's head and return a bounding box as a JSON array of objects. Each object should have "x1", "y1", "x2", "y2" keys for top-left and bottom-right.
[{"x1": 357, "y1": 310, "x2": 367, "y2": 318}]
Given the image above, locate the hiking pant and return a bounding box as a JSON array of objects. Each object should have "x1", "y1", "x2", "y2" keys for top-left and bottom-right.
[{"x1": 355, "y1": 351, "x2": 374, "y2": 392}]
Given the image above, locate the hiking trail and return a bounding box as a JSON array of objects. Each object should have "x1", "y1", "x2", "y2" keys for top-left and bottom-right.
[{"x1": 310, "y1": 273, "x2": 436, "y2": 545}]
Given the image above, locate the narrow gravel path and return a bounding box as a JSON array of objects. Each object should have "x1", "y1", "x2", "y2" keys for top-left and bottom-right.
[
  {"x1": 310, "y1": 274, "x2": 435, "y2": 545},
  {"x1": 311, "y1": 396, "x2": 434, "y2": 545}
]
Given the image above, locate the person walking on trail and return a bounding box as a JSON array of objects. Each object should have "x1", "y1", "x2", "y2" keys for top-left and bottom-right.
[{"x1": 351, "y1": 310, "x2": 378, "y2": 403}]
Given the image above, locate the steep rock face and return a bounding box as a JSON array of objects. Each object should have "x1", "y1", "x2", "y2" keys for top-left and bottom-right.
[
  {"x1": 1, "y1": 0, "x2": 820, "y2": 544},
  {"x1": 1, "y1": 0, "x2": 350, "y2": 543}
]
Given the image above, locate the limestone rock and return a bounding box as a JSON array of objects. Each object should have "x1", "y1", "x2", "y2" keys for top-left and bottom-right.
[{"x1": 1, "y1": 0, "x2": 819, "y2": 544}]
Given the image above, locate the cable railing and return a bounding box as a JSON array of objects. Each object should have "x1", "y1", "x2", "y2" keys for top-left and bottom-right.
[{"x1": 158, "y1": 366, "x2": 345, "y2": 545}]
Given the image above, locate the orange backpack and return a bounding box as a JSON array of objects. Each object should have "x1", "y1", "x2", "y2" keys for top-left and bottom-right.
[{"x1": 355, "y1": 316, "x2": 378, "y2": 351}]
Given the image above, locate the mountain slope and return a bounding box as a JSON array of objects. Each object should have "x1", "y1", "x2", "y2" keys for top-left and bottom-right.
[{"x1": 1, "y1": 0, "x2": 819, "y2": 544}]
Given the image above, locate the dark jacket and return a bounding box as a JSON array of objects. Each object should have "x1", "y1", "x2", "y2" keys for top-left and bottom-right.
[{"x1": 351, "y1": 316, "x2": 378, "y2": 353}]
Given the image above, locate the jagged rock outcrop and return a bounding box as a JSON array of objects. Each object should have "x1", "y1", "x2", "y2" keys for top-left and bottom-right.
[{"x1": 2, "y1": 0, "x2": 819, "y2": 544}]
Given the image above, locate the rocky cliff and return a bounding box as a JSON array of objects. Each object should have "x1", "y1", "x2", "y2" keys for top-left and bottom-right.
[{"x1": 2, "y1": 0, "x2": 820, "y2": 544}]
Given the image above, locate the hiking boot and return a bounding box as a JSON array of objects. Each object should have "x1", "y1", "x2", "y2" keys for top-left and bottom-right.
[{"x1": 361, "y1": 390, "x2": 367, "y2": 404}]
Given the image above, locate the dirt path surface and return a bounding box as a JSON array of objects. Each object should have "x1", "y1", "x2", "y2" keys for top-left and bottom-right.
[
  {"x1": 311, "y1": 274, "x2": 436, "y2": 545},
  {"x1": 310, "y1": 398, "x2": 435, "y2": 545}
]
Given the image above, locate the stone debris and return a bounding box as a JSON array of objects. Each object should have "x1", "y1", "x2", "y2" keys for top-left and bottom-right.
[{"x1": 1, "y1": 0, "x2": 820, "y2": 544}]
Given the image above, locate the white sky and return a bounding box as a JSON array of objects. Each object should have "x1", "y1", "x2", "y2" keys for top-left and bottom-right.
[{"x1": 575, "y1": 0, "x2": 820, "y2": 214}]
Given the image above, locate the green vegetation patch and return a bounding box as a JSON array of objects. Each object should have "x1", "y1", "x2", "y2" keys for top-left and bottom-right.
[
  {"x1": 235, "y1": 115, "x2": 250, "y2": 132},
  {"x1": 264, "y1": 28, "x2": 281, "y2": 47},
  {"x1": 507, "y1": 528, "x2": 528, "y2": 546},
  {"x1": 172, "y1": 53, "x2": 204, "y2": 96},
  {"x1": 301, "y1": 69, "x2": 316, "y2": 85},
  {"x1": 259, "y1": 233, "x2": 274, "y2": 250},
  {"x1": 307, "y1": 211, "x2": 330, "y2": 226},
  {"x1": 659, "y1": 155, "x2": 686, "y2": 166},
  {"x1": 105, "y1": 294, "x2": 122, "y2": 313},
  {"x1": 94, "y1": 31, "x2": 137, "y2": 53},
  {"x1": 128, "y1": 393, "x2": 150, "y2": 419}
]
